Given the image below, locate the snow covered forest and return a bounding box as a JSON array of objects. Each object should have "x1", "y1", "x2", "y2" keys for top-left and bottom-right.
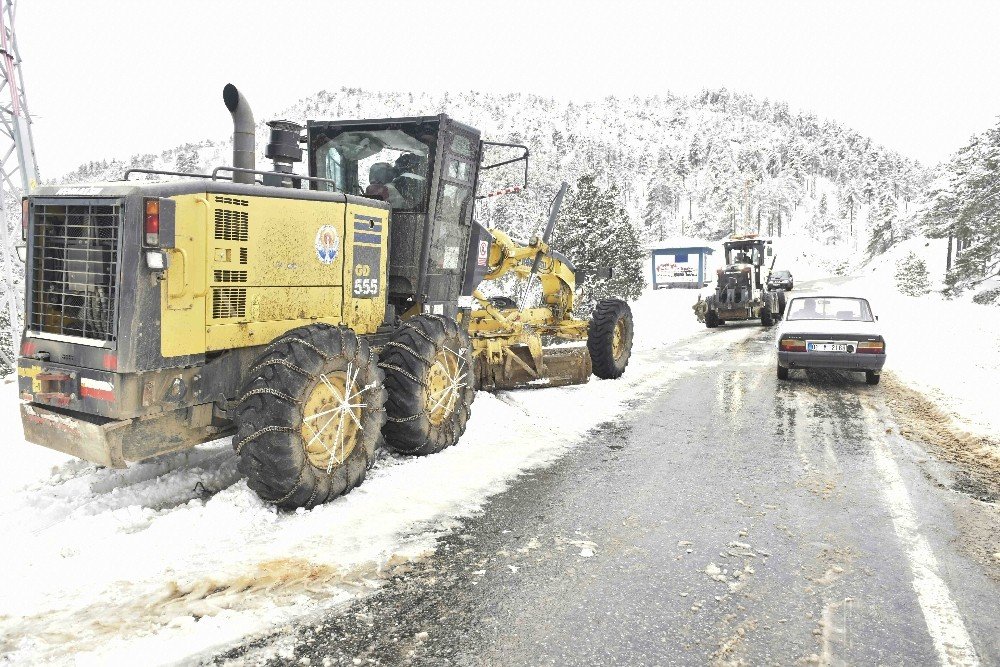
[
  {"x1": 922, "y1": 115, "x2": 1000, "y2": 300},
  {"x1": 56, "y1": 87, "x2": 931, "y2": 251}
]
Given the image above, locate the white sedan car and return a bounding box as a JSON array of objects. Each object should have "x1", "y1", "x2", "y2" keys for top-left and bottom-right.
[{"x1": 775, "y1": 296, "x2": 886, "y2": 385}]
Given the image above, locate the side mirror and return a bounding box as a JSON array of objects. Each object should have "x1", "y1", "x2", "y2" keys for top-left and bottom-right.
[
  {"x1": 15, "y1": 245, "x2": 26, "y2": 263},
  {"x1": 875, "y1": 315, "x2": 879, "y2": 321}
]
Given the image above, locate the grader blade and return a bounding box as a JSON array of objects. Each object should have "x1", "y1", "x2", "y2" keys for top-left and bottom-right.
[{"x1": 477, "y1": 345, "x2": 592, "y2": 391}]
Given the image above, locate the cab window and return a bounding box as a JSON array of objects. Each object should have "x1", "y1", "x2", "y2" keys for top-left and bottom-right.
[{"x1": 314, "y1": 128, "x2": 435, "y2": 212}]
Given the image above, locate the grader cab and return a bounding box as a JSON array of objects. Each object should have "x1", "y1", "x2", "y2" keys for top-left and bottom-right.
[{"x1": 16, "y1": 84, "x2": 633, "y2": 509}]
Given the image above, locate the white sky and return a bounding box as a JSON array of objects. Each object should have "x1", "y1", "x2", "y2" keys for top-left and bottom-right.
[{"x1": 16, "y1": 0, "x2": 1000, "y2": 176}]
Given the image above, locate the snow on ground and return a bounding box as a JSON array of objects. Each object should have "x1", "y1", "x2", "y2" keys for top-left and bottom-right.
[{"x1": 0, "y1": 288, "x2": 742, "y2": 666}]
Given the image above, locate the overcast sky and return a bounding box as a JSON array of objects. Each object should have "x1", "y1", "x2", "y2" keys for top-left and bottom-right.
[{"x1": 16, "y1": 0, "x2": 1000, "y2": 176}]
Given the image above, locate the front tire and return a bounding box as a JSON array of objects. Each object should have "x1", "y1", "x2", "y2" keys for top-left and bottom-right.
[
  {"x1": 380, "y1": 315, "x2": 475, "y2": 455},
  {"x1": 233, "y1": 325, "x2": 386, "y2": 510},
  {"x1": 588, "y1": 298, "x2": 634, "y2": 379},
  {"x1": 865, "y1": 370, "x2": 881, "y2": 385}
]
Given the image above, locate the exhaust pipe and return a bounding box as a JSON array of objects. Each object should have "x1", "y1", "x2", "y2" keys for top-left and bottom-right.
[{"x1": 222, "y1": 83, "x2": 255, "y2": 185}]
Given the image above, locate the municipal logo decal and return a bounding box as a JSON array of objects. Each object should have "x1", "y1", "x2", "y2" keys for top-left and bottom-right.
[{"x1": 315, "y1": 225, "x2": 340, "y2": 264}]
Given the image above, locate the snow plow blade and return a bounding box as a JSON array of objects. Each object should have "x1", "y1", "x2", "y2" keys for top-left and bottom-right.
[
  {"x1": 20, "y1": 402, "x2": 233, "y2": 469},
  {"x1": 476, "y1": 345, "x2": 592, "y2": 391}
]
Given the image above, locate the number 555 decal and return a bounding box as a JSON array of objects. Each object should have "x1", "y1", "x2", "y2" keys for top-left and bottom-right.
[{"x1": 352, "y1": 245, "x2": 381, "y2": 299}]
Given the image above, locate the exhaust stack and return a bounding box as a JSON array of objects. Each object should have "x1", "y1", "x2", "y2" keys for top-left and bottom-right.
[{"x1": 222, "y1": 83, "x2": 255, "y2": 185}]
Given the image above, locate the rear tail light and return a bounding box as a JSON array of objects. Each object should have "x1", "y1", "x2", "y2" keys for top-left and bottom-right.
[
  {"x1": 144, "y1": 198, "x2": 160, "y2": 246},
  {"x1": 779, "y1": 338, "x2": 806, "y2": 351},
  {"x1": 857, "y1": 340, "x2": 885, "y2": 354},
  {"x1": 21, "y1": 198, "x2": 28, "y2": 240}
]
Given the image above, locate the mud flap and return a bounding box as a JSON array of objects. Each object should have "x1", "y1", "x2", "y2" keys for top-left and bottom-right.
[{"x1": 20, "y1": 402, "x2": 234, "y2": 469}]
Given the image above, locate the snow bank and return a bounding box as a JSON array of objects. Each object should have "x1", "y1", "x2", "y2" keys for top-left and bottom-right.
[{"x1": 0, "y1": 289, "x2": 739, "y2": 665}]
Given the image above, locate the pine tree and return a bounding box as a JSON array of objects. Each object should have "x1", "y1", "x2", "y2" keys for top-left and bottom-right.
[
  {"x1": 894, "y1": 252, "x2": 930, "y2": 297},
  {"x1": 557, "y1": 175, "x2": 646, "y2": 315},
  {"x1": 923, "y1": 121, "x2": 1000, "y2": 291}
]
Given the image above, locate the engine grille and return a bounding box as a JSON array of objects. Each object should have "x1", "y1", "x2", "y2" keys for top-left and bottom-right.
[
  {"x1": 212, "y1": 288, "x2": 247, "y2": 319},
  {"x1": 28, "y1": 200, "x2": 122, "y2": 344},
  {"x1": 214, "y1": 208, "x2": 248, "y2": 241}
]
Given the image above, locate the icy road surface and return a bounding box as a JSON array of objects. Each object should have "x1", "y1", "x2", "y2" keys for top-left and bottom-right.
[{"x1": 1, "y1": 286, "x2": 998, "y2": 665}]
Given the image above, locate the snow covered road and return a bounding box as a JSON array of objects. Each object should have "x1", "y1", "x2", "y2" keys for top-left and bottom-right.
[
  {"x1": 2, "y1": 285, "x2": 997, "y2": 666},
  {"x1": 213, "y1": 317, "x2": 999, "y2": 666}
]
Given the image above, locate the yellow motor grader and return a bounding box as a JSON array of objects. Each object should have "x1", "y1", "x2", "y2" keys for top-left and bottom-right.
[{"x1": 16, "y1": 84, "x2": 634, "y2": 508}]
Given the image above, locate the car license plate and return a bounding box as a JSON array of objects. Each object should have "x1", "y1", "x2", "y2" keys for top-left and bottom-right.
[{"x1": 807, "y1": 342, "x2": 849, "y2": 352}]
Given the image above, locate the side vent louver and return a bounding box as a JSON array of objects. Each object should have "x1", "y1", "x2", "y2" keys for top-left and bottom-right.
[
  {"x1": 212, "y1": 288, "x2": 247, "y2": 319},
  {"x1": 214, "y1": 270, "x2": 248, "y2": 283},
  {"x1": 214, "y1": 209, "x2": 248, "y2": 241},
  {"x1": 214, "y1": 196, "x2": 248, "y2": 207},
  {"x1": 239, "y1": 248, "x2": 248, "y2": 264}
]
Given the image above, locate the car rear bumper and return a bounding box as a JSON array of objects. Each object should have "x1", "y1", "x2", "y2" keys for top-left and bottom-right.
[{"x1": 778, "y1": 351, "x2": 886, "y2": 372}]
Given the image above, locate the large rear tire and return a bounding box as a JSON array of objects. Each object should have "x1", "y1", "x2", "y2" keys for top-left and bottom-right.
[
  {"x1": 380, "y1": 315, "x2": 475, "y2": 455},
  {"x1": 777, "y1": 365, "x2": 789, "y2": 380},
  {"x1": 760, "y1": 307, "x2": 774, "y2": 326},
  {"x1": 233, "y1": 325, "x2": 386, "y2": 510},
  {"x1": 588, "y1": 298, "x2": 634, "y2": 379},
  {"x1": 705, "y1": 310, "x2": 720, "y2": 328}
]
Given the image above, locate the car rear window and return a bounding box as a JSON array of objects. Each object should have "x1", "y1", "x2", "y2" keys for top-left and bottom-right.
[
  {"x1": 786, "y1": 297, "x2": 873, "y2": 322},
  {"x1": 773, "y1": 271, "x2": 791, "y2": 278}
]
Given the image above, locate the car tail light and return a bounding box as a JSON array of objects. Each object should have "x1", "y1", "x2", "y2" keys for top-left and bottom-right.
[
  {"x1": 144, "y1": 198, "x2": 160, "y2": 246},
  {"x1": 779, "y1": 338, "x2": 806, "y2": 351},
  {"x1": 21, "y1": 198, "x2": 28, "y2": 240},
  {"x1": 857, "y1": 340, "x2": 885, "y2": 354}
]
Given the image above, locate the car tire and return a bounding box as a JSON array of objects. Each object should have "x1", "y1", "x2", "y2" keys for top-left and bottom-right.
[
  {"x1": 760, "y1": 307, "x2": 774, "y2": 326},
  {"x1": 865, "y1": 370, "x2": 880, "y2": 386},
  {"x1": 777, "y1": 365, "x2": 789, "y2": 380},
  {"x1": 705, "y1": 310, "x2": 719, "y2": 328}
]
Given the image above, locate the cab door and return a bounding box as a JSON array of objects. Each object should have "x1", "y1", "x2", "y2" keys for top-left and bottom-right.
[{"x1": 424, "y1": 122, "x2": 480, "y2": 307}]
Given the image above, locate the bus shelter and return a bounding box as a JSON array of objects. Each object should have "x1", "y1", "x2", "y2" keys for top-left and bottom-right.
[{"x1": 649, "y1": 243, "x2": 714, "y2": 289}]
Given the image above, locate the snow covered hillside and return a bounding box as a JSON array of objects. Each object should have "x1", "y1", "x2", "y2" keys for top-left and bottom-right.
[{"x1": 56, "y1": 87, "x2": 929, "y2": 248}]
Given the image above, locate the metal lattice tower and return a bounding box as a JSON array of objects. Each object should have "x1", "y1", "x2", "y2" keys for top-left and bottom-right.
[{"x1": 0, "y1": 0, "x2": 39, "y2": 367}]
